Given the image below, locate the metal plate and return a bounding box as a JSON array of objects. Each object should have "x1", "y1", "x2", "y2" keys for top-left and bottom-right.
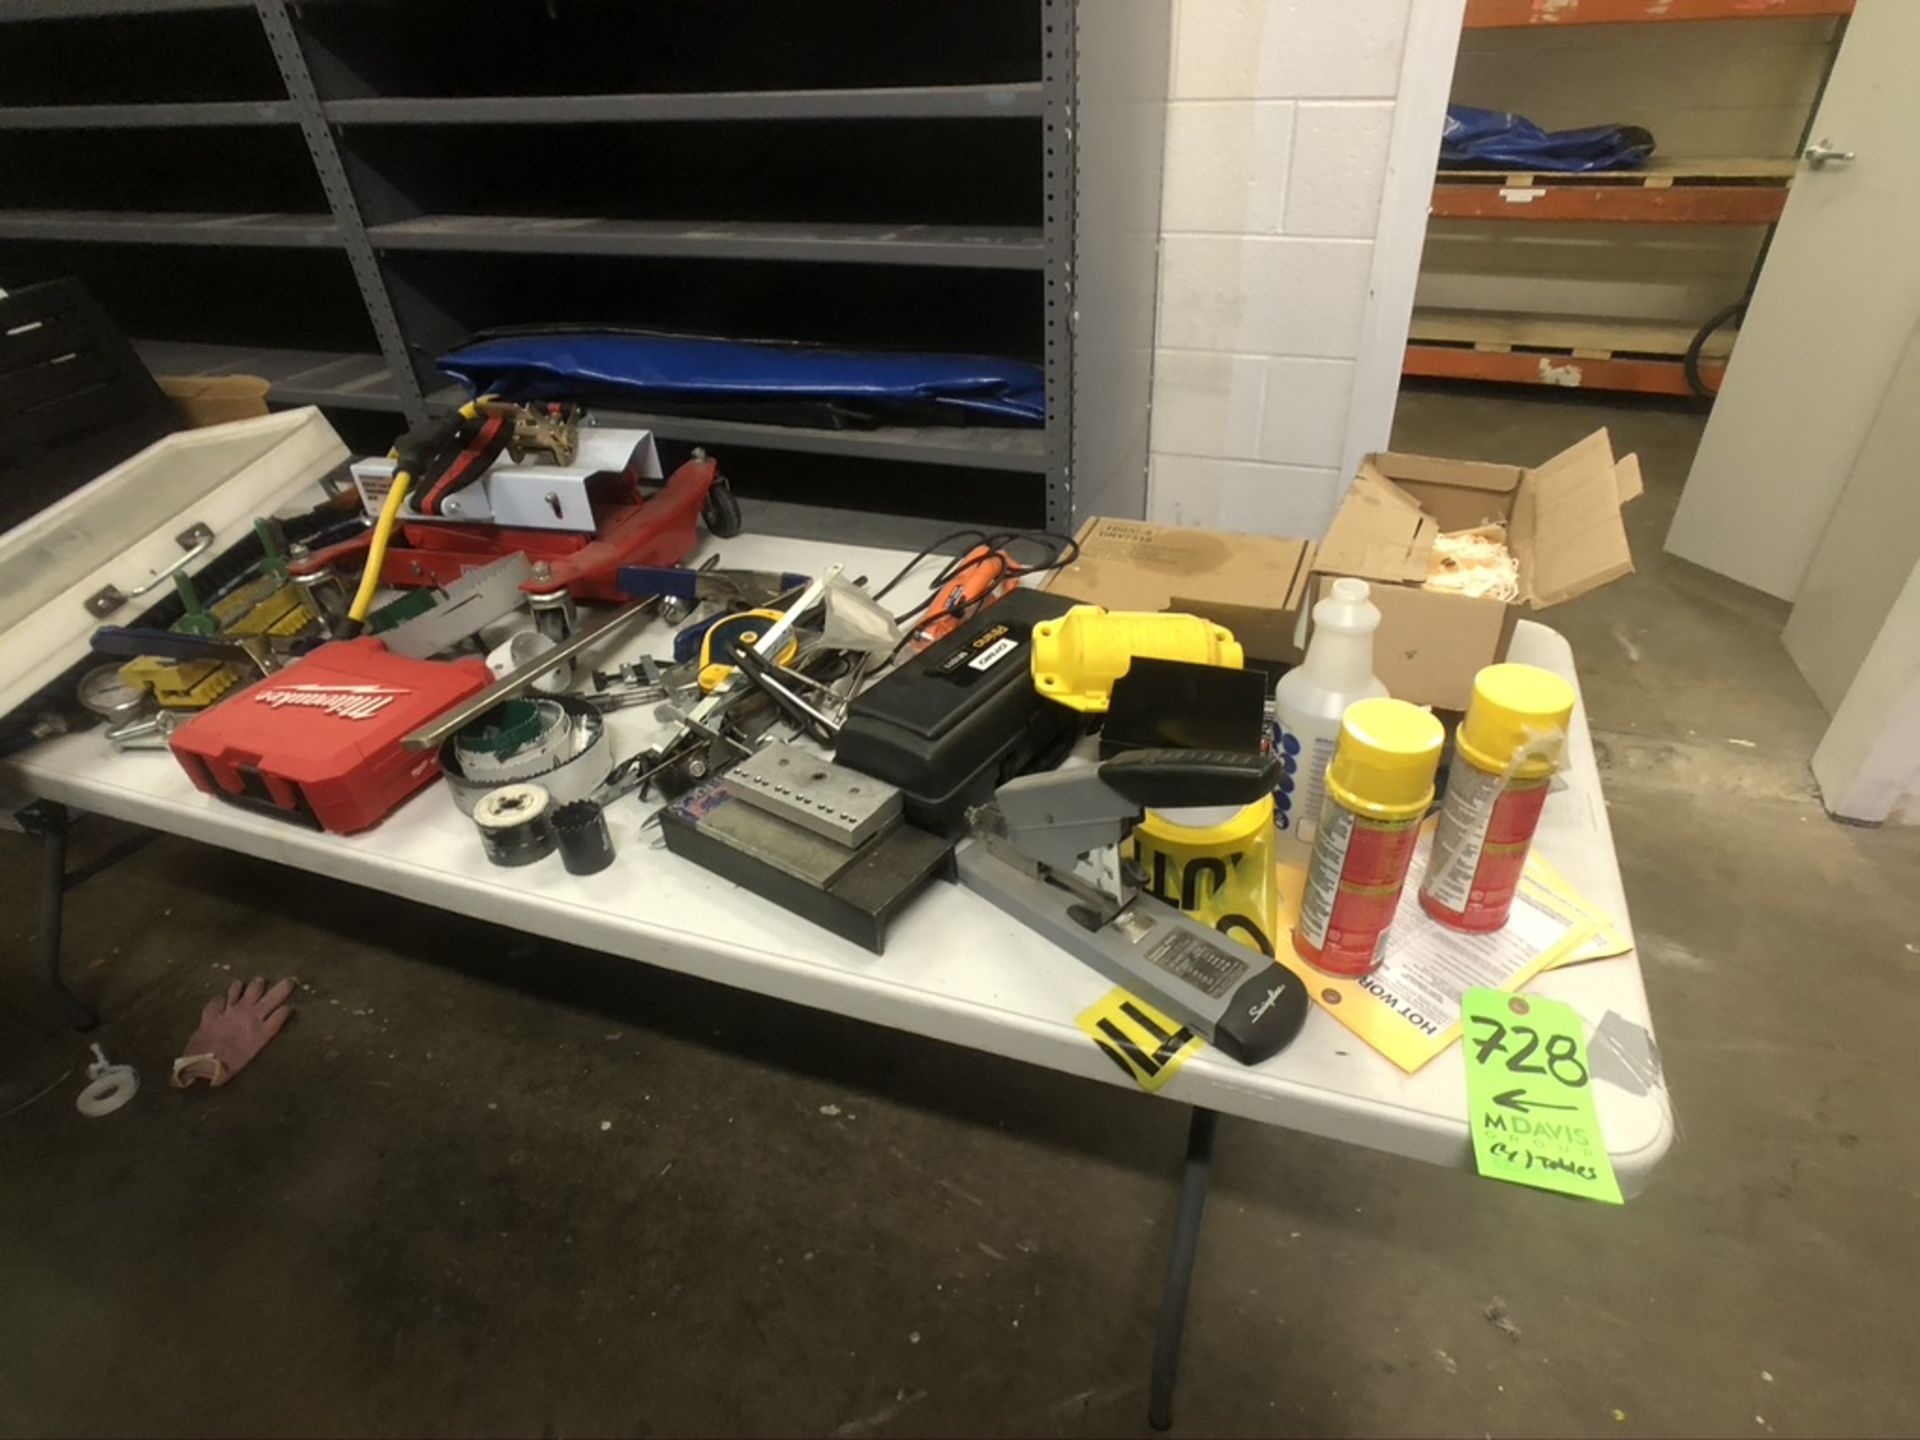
[
  {"x1": 725, "y1": 740, "x2": 902, "y2": 848},
  {"x1": 689, "y1": 787, "x2": 860, "y2": 889},
  {"x1": 661, "y1": 780, "x2": 957, "y2": 954},
  {"x1": 377, "y1": 552, "x2": 530, "y2": 659}
]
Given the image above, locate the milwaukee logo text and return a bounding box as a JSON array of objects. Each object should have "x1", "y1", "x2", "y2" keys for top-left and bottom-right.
[{"x1": 252, "y1": 684, "x2": 407, "y2": 720}]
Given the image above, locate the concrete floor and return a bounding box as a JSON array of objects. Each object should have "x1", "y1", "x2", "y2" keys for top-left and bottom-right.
[{"x1": 4, "y1": 387, "x2": 1918, "y2": 1438}]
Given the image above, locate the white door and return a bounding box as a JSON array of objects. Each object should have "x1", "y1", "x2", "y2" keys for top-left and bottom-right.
[
  {"x1": 1783, "y1": 321, "x2": 1920, "y2": 712},
  {"x1": 1663, "y1": 0, "x2": 1920, "y2": 602},
  {"x1": 1790, "y1": 322, "x2": 1920, "y2": 823}
]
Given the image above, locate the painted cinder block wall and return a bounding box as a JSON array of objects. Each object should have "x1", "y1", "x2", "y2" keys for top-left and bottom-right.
[{"x1": 1147, "y1": 0, "x2": 1462, "y2": 536}]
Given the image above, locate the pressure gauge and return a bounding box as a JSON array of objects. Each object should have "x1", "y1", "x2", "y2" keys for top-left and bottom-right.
[{"x1": 76, "y1": 664, "x2": 149, "y2": 722}]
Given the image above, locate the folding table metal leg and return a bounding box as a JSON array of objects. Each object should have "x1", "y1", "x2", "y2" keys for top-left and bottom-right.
[
  {"x1": 1148, "y1": 1105, "x2": 1219, "y2": 1431},
  {"x1": 20, "y1": 801, "x2": 156, "y2": 1032}
]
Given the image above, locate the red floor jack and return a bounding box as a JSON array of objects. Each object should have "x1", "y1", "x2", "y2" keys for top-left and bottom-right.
[{"x1": 288, "y1": 402, "x2": 743, "y2": 607}]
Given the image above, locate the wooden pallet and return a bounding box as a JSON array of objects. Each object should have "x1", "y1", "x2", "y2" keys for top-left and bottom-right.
[{"x1": 1404, "y1": 311, "x2": 1734, "y2": 397}]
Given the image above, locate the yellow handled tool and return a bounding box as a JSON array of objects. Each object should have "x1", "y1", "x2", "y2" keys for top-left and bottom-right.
[
  {"x1": 697, "y1": 608, "x2": 798, "y2": 693},
  {"x1": 1030, "y1": 605, "x2": 1242, "y2": 713}
]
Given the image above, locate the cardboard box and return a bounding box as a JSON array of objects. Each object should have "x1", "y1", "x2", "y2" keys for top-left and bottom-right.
[
  {"x1": 159, "y1": 375, "x2": 271, "y2": 429},
  {"x1": 1038, "y1": 517, "x2": 1316, "y2": 664},
  {"x1": 1315, "y1": 428, "x2": 1644, "y2": 711}
]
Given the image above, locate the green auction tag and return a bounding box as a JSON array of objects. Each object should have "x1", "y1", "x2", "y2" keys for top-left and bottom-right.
[{"x1": 1461, "y1": 987, "x2": 1622, "y2": 1205}]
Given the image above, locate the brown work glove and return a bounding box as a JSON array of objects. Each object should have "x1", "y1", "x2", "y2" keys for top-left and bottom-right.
[{"x1": 171, "y1": 976, "x2": 296, "y2": 1089}]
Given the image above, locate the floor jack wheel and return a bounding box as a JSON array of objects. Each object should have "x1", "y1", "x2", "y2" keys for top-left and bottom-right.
[{"x1": 701, "y1": 475, "x2": 744, "y2": 539}]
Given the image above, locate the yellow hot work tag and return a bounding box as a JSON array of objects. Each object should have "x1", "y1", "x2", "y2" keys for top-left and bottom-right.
[{"x1": 1076, "y1": 988, "x2": 1204, "y2": 1092}]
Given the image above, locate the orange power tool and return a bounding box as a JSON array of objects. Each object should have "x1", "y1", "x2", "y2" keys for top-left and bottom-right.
[{"x1": 908, "y1": 545, "x2": 1021, "y2": 652}]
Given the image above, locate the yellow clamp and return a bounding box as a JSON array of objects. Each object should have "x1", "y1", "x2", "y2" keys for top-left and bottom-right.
[
  {"x1": 119, "y1": 656, "x2": 240, "y2": 710},
  {"x1": 1029, "y1": 605, "x2": 1242, "y2": 713}
]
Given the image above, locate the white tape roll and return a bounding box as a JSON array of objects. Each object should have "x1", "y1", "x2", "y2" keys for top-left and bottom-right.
[{"x1": 76, "y1": 1066, "x2": 138, "y2": 1117}]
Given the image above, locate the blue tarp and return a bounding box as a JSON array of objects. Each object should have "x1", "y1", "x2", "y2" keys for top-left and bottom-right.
[
  {"x1": 439, "y1": 331, "x2": 1045, "y2": 427},
  {"x1": 1441, "y1": 105, "x2": 1655, "y2": 173}
]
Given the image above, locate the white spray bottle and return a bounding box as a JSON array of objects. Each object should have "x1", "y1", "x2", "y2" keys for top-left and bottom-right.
[{"x1": 1272, "y1": 578, "x2": 1388, "y2": 868}]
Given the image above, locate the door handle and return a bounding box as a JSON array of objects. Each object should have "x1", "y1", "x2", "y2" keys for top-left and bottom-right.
[{"x1": 1804, "y1": 139, "x2": 1856, "y2": 170}]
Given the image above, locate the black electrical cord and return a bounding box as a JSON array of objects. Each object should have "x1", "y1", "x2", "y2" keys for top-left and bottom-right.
[
  {"x1": 1685, "y1": 300, "x2": 1747, "y2": 400},
  {"x1": 894, "y1": 544, "x2": 1010, "y2": 626},
  {"x1": 868, "y1": 528, "x2": 996, "y2": 606},
  {"x1": 883, "y1": 529, "x2": 1081, "y2": 626},
  {"x1": 874, "y1": 529, "x2": 1081, "y2": 669}
]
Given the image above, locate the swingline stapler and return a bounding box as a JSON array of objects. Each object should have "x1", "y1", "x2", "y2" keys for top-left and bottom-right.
[{"x1": 957, "y1": 749, "x2": 1310, "y2": 1066}]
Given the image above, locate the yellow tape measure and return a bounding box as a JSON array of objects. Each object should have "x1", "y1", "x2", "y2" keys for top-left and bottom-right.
[{"x1": 697, "y1": 608, "x2": 797, "y2": 693}]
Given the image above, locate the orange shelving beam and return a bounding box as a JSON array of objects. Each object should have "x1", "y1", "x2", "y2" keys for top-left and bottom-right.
[
  {"x1": 1430, "y1": 181, "x2": 1788, "y2": 223},
  {"x1": 1463, "y1": 0, "x2": 1852, "y2": 27},
  {"x1": 1403, "y1": 345, "x2": 1723, "y2": 397}
]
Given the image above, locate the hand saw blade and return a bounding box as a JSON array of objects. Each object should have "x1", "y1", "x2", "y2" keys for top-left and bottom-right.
[{"x1": 378, "y1": 553, "x2": 532, "y2": 659}]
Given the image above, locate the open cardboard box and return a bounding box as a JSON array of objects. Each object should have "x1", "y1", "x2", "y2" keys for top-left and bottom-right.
[
  {"x1": 1038, "y1": 518, "x2": 1316, "y2": 665},
  {"x1": 1314, "y1": 428, "x2": 1643, "y2": 711}
]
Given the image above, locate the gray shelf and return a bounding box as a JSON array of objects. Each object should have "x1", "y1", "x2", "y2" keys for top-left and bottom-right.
[
  {"x1": 0, "y1": 100, "x2": 294, "y2": 128},
  {"x1": 324, "y1": 84, "x2": 1044, "y2": 125},
  {"x1": 132, "y1": 338, "x2": 412, "y2": 410},
  {"x1": 368, "y1": 216, "x2": 1045, "y2": 269},
  {"x1": 593, "y1": 411, "x2": 1047, "y2": 473},
  {"x1": 131, "y1": 337, "x2": 1050, "y2": 469},
  {"x1": 0, "y1": 209, "x2": 339, "y2": 246},
  {"x1": 0, "y1": 0, "x2": 248, "y2": 18}
]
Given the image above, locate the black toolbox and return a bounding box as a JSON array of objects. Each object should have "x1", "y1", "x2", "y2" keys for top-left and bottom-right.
[{"x1": 835, "y1": 587, "x2": 1080, "y2": 833}]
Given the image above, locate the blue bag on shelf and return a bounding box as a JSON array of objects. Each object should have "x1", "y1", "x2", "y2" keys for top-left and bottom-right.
[
  {"x1": 1440, "y1": 105, "x2": 1655, "y2": 173},
  {"x1": 438, "y1": 330, "x2": 1045, "y2": 429}
]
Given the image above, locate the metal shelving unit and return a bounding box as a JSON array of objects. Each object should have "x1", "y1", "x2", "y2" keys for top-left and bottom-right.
[
  {"x1": 0, "y1": 0, "x2": 248, "y2": 16},
  {"x1": 0, "y1": 210, "x2": 339, "y2": 245},
  {"x1": 0, "y1": 0, "x2": 1171, "y2": 529},
  {"x1": 0, "y1": 100, "x2": 294, "y2": 128},
  {"x1": 323, "y1": 85, "x2": 1046, "y2": 125},
  {"x1": 365, "y1": 217, "x2": 1046, "y2": 268}
]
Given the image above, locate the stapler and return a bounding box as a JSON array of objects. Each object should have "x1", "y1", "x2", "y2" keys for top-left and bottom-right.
[{"x1": 957, "y1": 749, "x2": 1310, "y2": 1066}]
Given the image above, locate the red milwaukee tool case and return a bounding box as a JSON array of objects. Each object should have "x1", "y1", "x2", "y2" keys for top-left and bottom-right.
[{"x1": 170, "y1": 638, "x2": 493, "y2": 834}]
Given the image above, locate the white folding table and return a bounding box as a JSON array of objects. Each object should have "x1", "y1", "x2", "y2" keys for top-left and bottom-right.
[{"x1": 4, "y1": 532, "x2": 1673, "y2": 1429}]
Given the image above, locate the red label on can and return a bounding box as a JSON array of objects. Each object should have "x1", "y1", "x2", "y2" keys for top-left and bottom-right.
[
  {"x1": 1421, "y1": 771, "x2": 1549, "y2": 932},
  {"x1": 1292, "y1": 806, "x2": 1421, "y2": 978}
]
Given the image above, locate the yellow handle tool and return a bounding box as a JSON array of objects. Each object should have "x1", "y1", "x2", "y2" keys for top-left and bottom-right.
[
  {"x1": 697, "y1": 608, "x2": 798, "y2": 693},
  {"x1": 1030, "y1": 605, "x2": 1243, "y2": 713}
]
